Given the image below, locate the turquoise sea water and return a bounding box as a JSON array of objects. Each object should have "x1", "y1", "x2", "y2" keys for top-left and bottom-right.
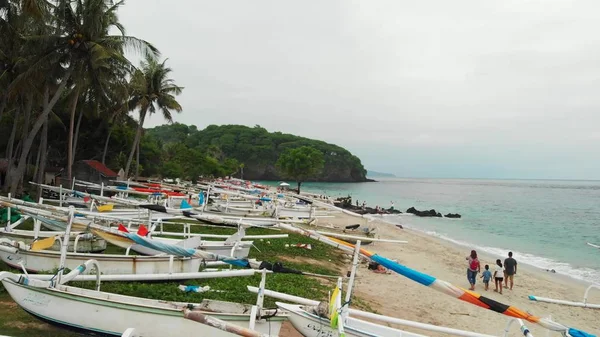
[{"x1": 263, "y1": 178, "x2": 600, "y2": 283}]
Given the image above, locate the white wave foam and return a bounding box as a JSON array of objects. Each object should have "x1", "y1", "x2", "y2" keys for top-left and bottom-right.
[{"x1": 375, "y1": 215, "x2": 600, "y2": 284}]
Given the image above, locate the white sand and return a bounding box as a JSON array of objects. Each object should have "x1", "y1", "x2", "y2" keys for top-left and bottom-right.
[{"x1": 314, "y1": 213, "x2": 599, "y2": 337}]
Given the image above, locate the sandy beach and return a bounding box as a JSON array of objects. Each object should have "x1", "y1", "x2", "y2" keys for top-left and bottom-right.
[{"x1": 311, "y1": 213, "x2": 599, "y2": 336}]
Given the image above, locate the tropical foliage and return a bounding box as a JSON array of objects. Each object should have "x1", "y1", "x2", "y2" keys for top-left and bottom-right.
[
  {"x1": 276, "y1": 146, "x2": 325, "y2": 193},
  {"x1": 146, "y1": 123, "x2": 368, "y2": 182},
  {"x1": 0, "y1": 0, "x2": 182, "y2": 193}
]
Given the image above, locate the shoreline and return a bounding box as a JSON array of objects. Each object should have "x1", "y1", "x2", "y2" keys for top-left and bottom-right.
[
  {"x1": 315, "y1": 213, "x2": 599, "y2": 336},
  {"x1": 400, "y1": 222, "x2": 594, "y2": 288},
  {"x1": 367, "y1": 213, "x2": 600, "y2": 286}
]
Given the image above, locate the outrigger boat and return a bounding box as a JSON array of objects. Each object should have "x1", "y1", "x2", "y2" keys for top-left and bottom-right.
[
  {"x1": 0, "y1": 238, "x2": 204, "y2": 274},
  {"x1": 0, "y1": 227, "x2": 106, "y2": 253},
  {"x1": 0, "y1": 260, "x2": 287, "y2": 336}
]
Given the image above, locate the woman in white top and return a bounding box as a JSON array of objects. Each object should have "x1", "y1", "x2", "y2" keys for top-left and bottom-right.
[{"x1": 494, "y1": 259, "x2": 504, "y2": 294}]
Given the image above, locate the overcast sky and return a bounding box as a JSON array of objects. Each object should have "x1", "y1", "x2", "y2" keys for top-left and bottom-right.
[{"x1": 119, "y1": 0, "x2": 600, "y2": 179}]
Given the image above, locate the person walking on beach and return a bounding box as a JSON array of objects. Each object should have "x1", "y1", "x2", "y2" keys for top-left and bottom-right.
[
  {"x1": 466, "y1": 250, "x2": 480, "y2": 290},
  {"x1": 494, "y1": 259, "x2": 504, "y2": 294},
  {"x1": 480, "y1": 265, "x2": 492, "y2": 291},
  {"x1": 504, "y1": 252, "x2": 517, "y2": 290}
]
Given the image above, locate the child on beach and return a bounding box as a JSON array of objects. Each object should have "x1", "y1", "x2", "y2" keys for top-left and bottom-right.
[
  {"x1": 480, "y1": 265, "x2": 492, "y2": 290},
  {"x1": 494, "y1": 259, "x2": 504, "y2": 294}
]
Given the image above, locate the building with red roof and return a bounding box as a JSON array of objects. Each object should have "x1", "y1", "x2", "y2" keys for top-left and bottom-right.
[{"x1": 73, "y1": 160, "x2": 118, "y2": 184}]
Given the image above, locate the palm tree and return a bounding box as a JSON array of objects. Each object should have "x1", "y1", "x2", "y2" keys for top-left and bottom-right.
[
  {"x1": 54, "y1": 0, "x2": 158, "y2": 182},
  {"x1": 101, "y1": 78, "x2": 131, "y2": 165},
  {"x1": 3, "y1": 0, "x2": 158, "y2": 193},
  {"x1": 124, "y1": 56, "x2": 183, "y2": 178}
]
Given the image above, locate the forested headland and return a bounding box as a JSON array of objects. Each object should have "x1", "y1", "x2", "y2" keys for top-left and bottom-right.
[{"x1": 146, "y1": 123, "x2": 369, "y2": 182}]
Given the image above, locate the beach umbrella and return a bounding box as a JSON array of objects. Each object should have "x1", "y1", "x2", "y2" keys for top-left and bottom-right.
[{"x1": 279, "y1": 182, "x2": 290, "y2": 187}]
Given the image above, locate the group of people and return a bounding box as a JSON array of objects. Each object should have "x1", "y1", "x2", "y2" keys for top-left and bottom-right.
[{"x1": 466, "y1": 250, "x2": 517, "y2": 294}]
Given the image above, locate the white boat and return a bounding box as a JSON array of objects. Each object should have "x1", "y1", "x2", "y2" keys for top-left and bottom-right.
[
  {"x1": 0, "y1": 264, "x2": 286, "y2": 336},
  {"x1": 0, "y1": 241, "x2": 202, "y2": 274},
  {"x1": 277, "y1": 302, "x2": 426, "y2": 337},
  {"x1": 94, "y1": 229, "x2": 254, "y2": 259},
  {"x1": 136, "y1": 236, "x2": 253, "y2": 258},
  {"x1": 275, "y1": 206, "x2": 312, "y2": 219},
  {"x1": 214, "y1": 204, "x2": 271, "y2": 217},
  {"x1": 0, "y1": 228, "x2": 106, "y2": 253}
]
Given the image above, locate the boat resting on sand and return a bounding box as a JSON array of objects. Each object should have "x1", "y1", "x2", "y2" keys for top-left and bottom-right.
[
  {"x1": 291, "y1": 223, "x2": 376, "y2": 245},
  {"x1": 92, "y1": 228, "x2": 253, "y2": 259},
  {"x1": 0, "y1": 228, "x2": 106, "y2": 253},
  {"x1": 0, "y1": 263, "x2": 286, "y2": 336},
  {"x1": 0, "y1": 239, "x2": 203, "y2": 274},
  {"x1": 277, "y1": 302, "x2": 426, "y2": 337}
]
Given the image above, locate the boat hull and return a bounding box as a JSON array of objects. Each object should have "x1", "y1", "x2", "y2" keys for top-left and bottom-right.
[
  {"x1": 2, "y1": 280, "x2": 284, "y2": 336},
  {"x1": 0, "y1": 230, "x2": 106, "y2": 253},
  {"x1": 131, "y1": 238, "x2": 253, "y2": 259},
  {"x1": 278, "y1": 303, "x2": 422, "y2": 337},
  {"x1": 0, "y1": 249, "x2": 202, "y2": 274}
]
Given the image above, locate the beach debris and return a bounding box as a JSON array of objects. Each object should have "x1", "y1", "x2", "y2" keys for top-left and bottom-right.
[
  {"x1": 368, "y1": 262, "x2": 389, "y2": 274},
  {"x1": 178, "y1": 285, "x2": 211, "y2": 293},
  {"x1": 285, "y1": 243, "x2": 312, "y2": 250},
  {"x1": 587, "y1": 242, "x2": 600, "y2": 249}
]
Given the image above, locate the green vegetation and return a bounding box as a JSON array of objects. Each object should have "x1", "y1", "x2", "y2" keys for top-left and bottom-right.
[
  {"x1": 0, "y1": 0, "x2": 182, "y2": 195},
  {"x1": 146, "y1": 123, "x2": 369, "y2": 182},
  {"x1": 123, "y1": 56, "x2": 183, "y2": 178},
  {"x1": 276, "y1": 146, "x2": 325, "y2": 193},
  {"x1": 0, "y1": 223, "x2": 378, "y2": 336}
]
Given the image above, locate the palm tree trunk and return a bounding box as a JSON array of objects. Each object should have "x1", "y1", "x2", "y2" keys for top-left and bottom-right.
[
  {"x1": 3, "y1": 105, "x2": 20, "y2": 192},
  {"x1": 32, "y1": 135, "x2": 42, "y2": 181},
  {"x1": 124, "y1": 111, "x2": 146, "y2": 178},
  {"x1": 36, "y1": 117, "x2": 49, "y2": 197},
  {"x1": 0, "y1": 95, "x2": 7, "y2": 121},
  {"x1": 10, "y1": 68, "x2": 74, "y2": 195},
  {"x1": 19, "y1": 93, "x2": 33, "y2": 156},
  {"x1": 71, "y1": 106, "x2": 84, "y2": 166},
  {"x1": 297, "y1": 181, "x2": 302, "y2": 194},
  {"x1": 67, "y1": 86, "x2": 80, "y2": 182},
  {"x1": 101, "y1": 127, "x2": 113, "y2": 165},
  {"x1": 135, "y1": 140, "x2": 140, "y2": 178}
]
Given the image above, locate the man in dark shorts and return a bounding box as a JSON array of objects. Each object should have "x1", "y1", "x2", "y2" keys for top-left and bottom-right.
[{"x1": 504, "y1": 252, "x2": 517, "y2": 290}]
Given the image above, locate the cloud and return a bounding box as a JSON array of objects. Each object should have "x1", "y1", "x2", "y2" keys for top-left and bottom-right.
[{"x1": 119, "y1": 0, "x2": 600, "y2": 179}]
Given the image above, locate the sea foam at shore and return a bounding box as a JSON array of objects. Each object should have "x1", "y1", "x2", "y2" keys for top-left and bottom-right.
[{"x1": 373, "y1": 214, "x2": 600, "y2": 284}]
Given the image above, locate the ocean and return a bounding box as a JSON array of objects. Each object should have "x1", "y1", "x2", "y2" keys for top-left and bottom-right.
[{"x1": 263, "y1": 178, "x2": 600, "y2": 284}]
